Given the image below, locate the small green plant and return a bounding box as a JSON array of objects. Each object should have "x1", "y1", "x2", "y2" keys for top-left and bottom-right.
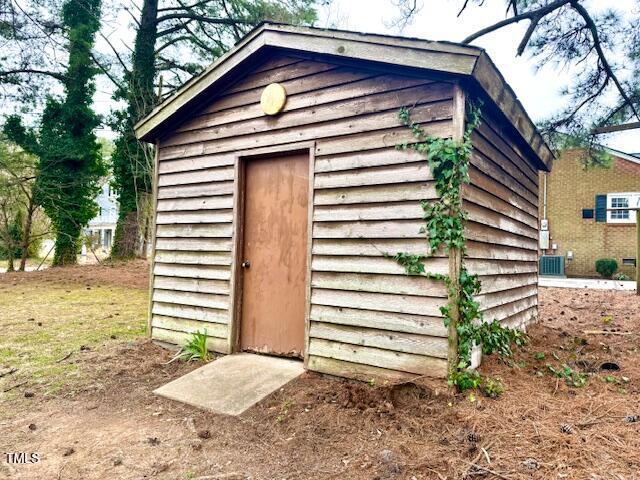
[
  {"x1": 595, "y1": 258, "x2": 618, "y2": 279},
  {"x1": 276, "y1": 399, "x2": 294, "y2": 422},
  {"x1": 613, "y1": 272, "x2": 631, "y2": 281},
  {"x1": 448, "y1": 370, "x2": 482, "y2": 391},
  {"x1": 171, "y1": 330, "x2": 211, "y2": 362},
  {"x1": 482, "y1": 377, "x2": 505, "y2": 398},
  {"x1": 534, "y1": 352, "x2": 546, "y2": 361},
  {"x1": 547, "y1": 364, "x2": 588, "y2": 388}
]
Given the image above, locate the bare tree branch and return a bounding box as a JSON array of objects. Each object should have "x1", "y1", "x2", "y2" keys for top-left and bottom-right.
[
  {"x1": 0, "y1": 68, "x2": 66, "y2": 81},
  {"x1": 462, "y1": 0, "x2": 572, "y2": 44},
  {"x1": 155, "y1": 12, "x2": 251, "y2": 27}
]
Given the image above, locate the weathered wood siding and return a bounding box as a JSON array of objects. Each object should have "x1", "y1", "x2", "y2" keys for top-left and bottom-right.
[
  {"x1": 464, "y1": 108, "x2": 540, "y2": 330},
  {"x1": 151, "y1": 53, "x2": 456, "y2": 378},
  {"x1": 150, "y1": 52, "x2": 543, "y2": 379}
]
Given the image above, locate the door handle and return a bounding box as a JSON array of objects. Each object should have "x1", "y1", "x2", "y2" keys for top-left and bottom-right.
[{"x1": 241, "y1": 260, "x2": 251, "y2": 268}]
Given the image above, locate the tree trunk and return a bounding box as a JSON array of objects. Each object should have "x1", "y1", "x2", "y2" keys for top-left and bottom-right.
[
  {"x1": 52, "y1": 222, "x2": 80, "y2": 266},
  {"x1": 6, "y1": 253, "x2": 15, "y2": 272},
  {"x1": 111, "y1": 0, "x2": 158, "y2": 259},
  {"x1": 112, "y1": 210, "x2": 141, "y2": 258},
  {"x1": 19, "y1": 198, "x2": 35, "y2": 271}
]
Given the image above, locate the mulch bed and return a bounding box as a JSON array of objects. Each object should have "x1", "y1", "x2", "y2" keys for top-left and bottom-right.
[{"x1": 1, "y1": 264, "x2": 638, "y2": 479}]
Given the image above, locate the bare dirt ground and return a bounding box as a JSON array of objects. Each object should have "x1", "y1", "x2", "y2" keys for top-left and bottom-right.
[{"x1": 1, "y1": 263, "x2": 639, "y2": 480}]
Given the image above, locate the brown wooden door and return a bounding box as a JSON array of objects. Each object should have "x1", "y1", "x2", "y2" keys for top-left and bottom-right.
[{"x1": 239, "y1": 152, "x2": 309, "y2": 357}]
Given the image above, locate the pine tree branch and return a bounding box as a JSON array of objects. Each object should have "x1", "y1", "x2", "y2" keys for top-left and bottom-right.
[
  {"x1": 98, "y1": 32, "x2": 131, "y2": 76},
  {"x1": 156, "y1": 20, "x2": 194, "y2": 37},
  {"x1": 157, "y1": 0, "x2": 216, "y2": 13},
  {"x1": 461, "y1": 0, "x2": 640, "y2": 124},
  {"x1": 461, "y1": 0, "x2": 572, "y2": 44},
  {"x1": 569, "y1": 0, "x2": 640, "y2": 121},
  {"x1": 89, "y1": 51, "x2": 124, "y2": 90}
]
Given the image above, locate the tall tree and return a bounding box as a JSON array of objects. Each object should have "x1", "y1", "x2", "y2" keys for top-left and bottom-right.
[
  {"x1": 109, "y1": 0, "x2": 319, "y2": 258},
  {"x1": 0, "y1": 137, "x2": 48, "y2": 272},
  {"x1": 394, "y1": 1, "x2": 640, "y2": 162},
  {"x1": 0, "y1": 0, "x2": 65, "y2": 106},
  {"x1": 4, "y1": 0, "x2": 105, "y2": 265}
]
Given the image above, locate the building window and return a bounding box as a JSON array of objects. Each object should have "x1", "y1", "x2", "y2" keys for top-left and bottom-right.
[
  {"x1": 607, "y1": 193, "x2": 638, "y2": 224},
  {"x1": 582, "y1": 208, "x2": 594, "y2": 219},
  {"x1": 622, "y1": 258, "x2": 636, "y2": 266}
]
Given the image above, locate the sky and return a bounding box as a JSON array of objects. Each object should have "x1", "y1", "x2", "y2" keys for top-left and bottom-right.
[
  {"x1": 88, "y1": 0, "x2": 638, "y2": 153},
  {"x1": 314, "y1": 0, "x2": 639, "y2": 153}
]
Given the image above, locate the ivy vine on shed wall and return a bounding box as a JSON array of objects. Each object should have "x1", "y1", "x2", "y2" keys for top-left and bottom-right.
[{"x1": 391, "y1": 104, "x2": 526, "y2": 388}]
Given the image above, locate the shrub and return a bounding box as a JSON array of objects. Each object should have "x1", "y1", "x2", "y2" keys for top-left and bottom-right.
[
  {"x1": 449, "y1": 370, "x2": 482, "y2": 391},
  {"x1": 595, "y1": 258, "x2": 618, "y2": 278},
  {"x1": 482, "y1": 377, "x2": 505, "y2": 398}
]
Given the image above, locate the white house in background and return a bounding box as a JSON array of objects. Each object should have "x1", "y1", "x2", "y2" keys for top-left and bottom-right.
[{"x1": 86, "y1": 179, "x2": 118, "y2": 251}]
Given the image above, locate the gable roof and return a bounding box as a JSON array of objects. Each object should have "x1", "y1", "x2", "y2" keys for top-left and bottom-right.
[
  {"x1": 135, "y1": 22, "x2": 554, "y2": 170},
  {"x1": 604, "y1": 146, "x2": 640, "y2": 166}
]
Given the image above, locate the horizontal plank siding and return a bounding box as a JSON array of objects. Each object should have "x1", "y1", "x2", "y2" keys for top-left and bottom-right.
[
  {"x1": 152, "y1": 302, "x2": 228, "y2": 323},
  {"x1": 153, "y1": 327, "x2": 229, "y2": 354},
  {"x1": 311, "y1": 288, "x2": 445, "y2": 317},
  {"x1": 309, "y1": 304, "x2": 446, "y2": 337},
  {"x1": 154, "y1": 263, "x2": 231, "y2": 280},
  {"x1": 466, "y1": 109, "x2": 540, "y2": 335},
  {"x1": 156, "y1": 210, "x2": 233, "y2": 224},
  {"x1": 308, "y1": 338, "x2": 447, "y2": 377},
  {"x1": 150, "y1": 52, "x2": 541, "y2": 379},
  {"x1": 152, "y1": 315, "x2": 228, "y2": 338},
  {"x1": 311, "y1": 271, "x2": 447, "y2": 297},
  {"x1": 310, "y1": 322, "x2": 448, "y2": 358},
  {"x1": 153, "y1": 276, "x2": 230, "y2": 294}
]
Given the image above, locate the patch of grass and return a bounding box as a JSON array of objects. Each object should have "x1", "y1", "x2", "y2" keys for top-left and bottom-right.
[{"x1": 0, "y1": 278, "x2": 147, "y2": 405}]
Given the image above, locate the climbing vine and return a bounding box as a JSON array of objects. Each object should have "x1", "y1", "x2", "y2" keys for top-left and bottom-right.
[{"x1": 393, "y1": 105, "x2": 526, "y2": 388}]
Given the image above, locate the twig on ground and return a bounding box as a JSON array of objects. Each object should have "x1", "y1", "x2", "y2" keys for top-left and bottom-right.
[
  {"x1": 0, "y1": 367, "x2": 17, "y2": 378},
  {"x1": 56, "y1": 352, "x2": 73, "y2": 363},
  {"x1": 577, "y1": 405, "x2": 619, "y2": 428},
  {"x1": 460, "y1": 440, "x2": 496, "y2": 477},
  {"x1": 3, "y1": 380, "x2": 27, "y2": 392},
  {"x1": 481, "y1": 447, "x2": 491, "y2": 465},
  {"x1": 423, "y1": 467, "x2": 446, "y2": 480}
]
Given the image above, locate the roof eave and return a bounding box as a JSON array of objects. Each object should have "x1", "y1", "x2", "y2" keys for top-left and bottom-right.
[
  {"x1": 135, "y1": 24, "x2": 268, "y2": 141},
  {"x1": 135, "y1": 23, "x2": 554, "y2": 171}
]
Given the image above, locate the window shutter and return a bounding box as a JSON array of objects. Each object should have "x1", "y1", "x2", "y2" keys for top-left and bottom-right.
[{"x1": 595, "y1": 194, "x2": 607, "y2": 222}]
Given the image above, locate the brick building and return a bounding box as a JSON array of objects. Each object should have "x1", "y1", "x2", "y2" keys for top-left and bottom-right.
[{"x1": 539, "y1": 148, "x2": 640, "y2": 278}]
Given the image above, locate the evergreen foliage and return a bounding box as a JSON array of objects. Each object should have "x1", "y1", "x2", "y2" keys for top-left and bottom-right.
[
  {"x1": 595, "y1": 258, "x2": 618, "y2": 279},
  {"x1": 3, "y1": 0, "x2": 105, "y2": 266},
  {"x1": 109, "y1": 0, "x2": 319, "y2": 258},
  {"x1": 393, "y1": 105, "x2": 526, "y2": 387}
]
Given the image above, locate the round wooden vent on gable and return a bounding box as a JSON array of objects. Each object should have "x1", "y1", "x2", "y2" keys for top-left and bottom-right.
[{"x1": 260, "y1": 83, "x2": 287, "y2": 115}]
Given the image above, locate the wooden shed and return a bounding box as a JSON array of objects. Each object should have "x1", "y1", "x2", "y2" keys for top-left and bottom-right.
[{"x1": 135, "y1": 23, "x2": 553, "y2": 381}]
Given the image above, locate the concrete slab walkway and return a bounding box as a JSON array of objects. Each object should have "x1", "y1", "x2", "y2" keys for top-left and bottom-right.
[
  {"x1": 539, "y1": 277, "x2": 636, "y2": 291},
  {"x1": 154, "y1": 353, "x2": 304, "y2": 415}
]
